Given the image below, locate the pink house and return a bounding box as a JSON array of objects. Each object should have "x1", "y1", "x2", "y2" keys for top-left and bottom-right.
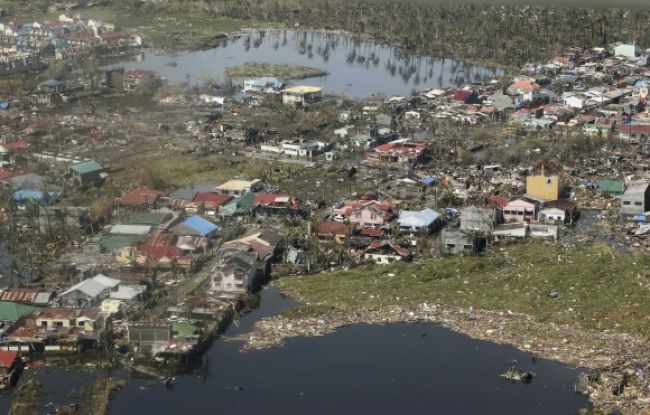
[
  {"x1": 332, "y1": 200, "x2": 394, "y2": 228},
  {"x1": 503, "y1": 198, "x2": 539, "y2": 223},
  {"x1": 211, "y1": 253, "x2": 258, "y2": 294}
]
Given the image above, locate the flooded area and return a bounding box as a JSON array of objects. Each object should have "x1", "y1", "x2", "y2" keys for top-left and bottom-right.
[
  {"x1": 0, "y1": 288, "x2": 589, "y2": 414},
  {"x1": 103, "y1": 29, "x2": 503, "y2": 98}
]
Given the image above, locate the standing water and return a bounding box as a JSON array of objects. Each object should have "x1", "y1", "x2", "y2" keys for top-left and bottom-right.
[
  {"x1": 103, "y1": 29, "x2": 503, "y2": 98},
  {"x1": 0, "y1": 288, "x2": 590, "y2": 414}
]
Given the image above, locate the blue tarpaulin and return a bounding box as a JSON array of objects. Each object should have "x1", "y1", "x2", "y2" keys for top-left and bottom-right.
[
  {"x1": 419, "y1": 177, "x2": 436, "y2": 185},
  {"x1": 634, "y1": 214, "x2": 647, "y2": 222},
  {"x1": 0, "y1": 102, "x2": 9, "y2": 110},
  {"x1": 181, "y1": 216, "x2": 220, "y2": 236},
  {"x1": 13, "y1": 190, "x2": 60, "y2": 209}
]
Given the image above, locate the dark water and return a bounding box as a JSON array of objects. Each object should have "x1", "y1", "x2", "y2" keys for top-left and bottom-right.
[
  {"x1": 0, "y1": 287, "x2": 590, "y2": 414},
  {"x1": 103, "y1": 29, "x2": 503, "y2": 98}
]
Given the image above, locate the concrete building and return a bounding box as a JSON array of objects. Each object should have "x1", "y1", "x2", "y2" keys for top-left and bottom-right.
[
  {"x1": 441, "y1": 228, "x2": 486, "y2": 255},
  {"x1": 621, "y1": 182, "x2": 650, "y2": 220},
  {"x1": 215, "y1": 179, "x2": 263, "y2": 196},
  {"x1": 460, "y1": 206, "x2": 497, "y2": 231},
  {"x1": 281, "y1": 86, "x2": 322, "y2": 107},
  {"x1": 526, "y1": 174, "x2": 562, "y2": 201}
]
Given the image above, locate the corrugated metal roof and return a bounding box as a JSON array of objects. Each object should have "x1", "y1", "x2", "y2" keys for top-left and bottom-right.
[
  {"x1": 178, "y1": 216, "x2": 220, "y2": 236},
  {"x1": 70, "y1": 159, "x2": 104, "y2": 174},
  {"x1": 0, "y1": 301, "x2": 36, "y2": 321}
]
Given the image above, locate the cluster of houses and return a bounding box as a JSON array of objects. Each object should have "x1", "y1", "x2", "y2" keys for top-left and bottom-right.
[
  {"x1": 1, "y1": 14, "x2": 142, "y2": 76},
  {"x1": 403, "y1": 43, "x2": 650, "y2": 139}
]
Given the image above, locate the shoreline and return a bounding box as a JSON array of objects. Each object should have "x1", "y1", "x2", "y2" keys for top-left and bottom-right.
[{"x1": 244, "y1": 298, "x2": 650, "y2": 414}]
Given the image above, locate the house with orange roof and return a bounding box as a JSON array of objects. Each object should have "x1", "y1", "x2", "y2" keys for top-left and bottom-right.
[{"x1": 507, "y1": 79, "x2": 541, "y2": 104}]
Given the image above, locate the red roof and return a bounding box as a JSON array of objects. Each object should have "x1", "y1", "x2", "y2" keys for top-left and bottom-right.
[
  {"x1": 118, "y1": 188, "x2": 165, "y2": 206},
  {"x1": 511, "y1": 80, "x2": 540, "y2": 92},
  {"x1": 619, "y1": 124, "x2": 650, "y2": 134},
  {"x1": 125, "y1": 70, "x2": 145, "y2": 78},
  {"x1": 451, "y1": 90, "x2": 472, "y2": 102},
  {"x1": 359, "y1": 227, "x2": 385, "y2": 238},
  {"x1": 3, "y1": 139, "x2": 29, "y2": 150},
  {"x1": 373, "y1": 141, "x2": 427, "y2": 155},
  {"x1": 0, "y1": 351, "x2": 18, "y2": 367},
  {"x1": 334, "y1": 200, "x2": 393, "y2": 217},
  {"x1": 145, "y1": 233, "x2": 176, "y2": 247},
  {"x1": 318, "y1": 220, "x2": 353, "y2": 237},
  {"x1": 488, "y1": 195, "x2": 509, "y2": 208},
  {"x1": 192, "y1": 192, "x2": 232, "y2": 208},
  {"x1": 0, "y1": 169, "x2": 17, "y2": 182},
  {"x1": 364, "y1": 241, "x2": 410, "y2": 257},
  {"x1": 139, "y1": 245, "x2": 182, "y2": 261},
  {"x1": 253, "y1": 193, "x2": 294, "y2": 207}
]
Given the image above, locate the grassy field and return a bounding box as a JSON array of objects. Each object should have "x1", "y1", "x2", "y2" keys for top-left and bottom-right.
[
  {"x1": 224, "y1": 63, "x2": 327, "y2": 79},
  {"x1": 0, "y1": 5, "x2": 245, "y2": 51},
  {"x1": 387, "y1": 0, "x2": 650, "y2": 8},
  {"x1": 278, "y1": 242, "x2": 650, "y2": 337}
]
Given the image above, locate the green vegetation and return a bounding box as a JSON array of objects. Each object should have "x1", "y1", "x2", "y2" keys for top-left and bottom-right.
[
  {"x1": 225, "y1": 63, "x2": 327, "y2": 79},
  {"x1": 278, "y1": 242, "x2": 650, "y2": 337},
  {"x1": 0, "y1": 4, "x2": 245, "y2": 51},
  {"x1": 10, "y1": 379, "x2": 46, "y2": 415},
  {"x1": 89, "y1": 378, "x2": 126, "y2": 414}
]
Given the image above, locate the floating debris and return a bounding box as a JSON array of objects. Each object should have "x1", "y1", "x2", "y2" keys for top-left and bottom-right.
[{"x1": 500, "y1": 364, "x2": 535, "y2": 384}]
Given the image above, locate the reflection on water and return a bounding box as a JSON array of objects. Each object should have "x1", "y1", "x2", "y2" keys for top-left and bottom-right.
[
  {"x1": 103, "y1": 29, "x2": 503, "y2": 98},
  {"x1": 0, "y1": 289, "x2": 589, "y2": 414}
]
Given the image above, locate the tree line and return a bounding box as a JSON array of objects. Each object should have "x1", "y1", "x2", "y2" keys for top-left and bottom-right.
[{"x1": 118, "y1": 0, "x2": 650, "y2": 67}]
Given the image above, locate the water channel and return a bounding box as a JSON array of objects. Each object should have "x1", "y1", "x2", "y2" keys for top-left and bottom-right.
[
  {"x1": 103, "y1": 29, "x2": 503, "y2": 98},
  {"x1": 0, "y1": 287, "x2": 590, "y2": 414}
]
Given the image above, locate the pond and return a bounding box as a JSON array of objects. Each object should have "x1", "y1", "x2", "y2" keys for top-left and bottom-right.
[
  {"x1": 103, "y1": 29, "x2": 503, "y2": 98},
  {"x1": 0, "y1": 288, "x2": 590, "y2": 414}
]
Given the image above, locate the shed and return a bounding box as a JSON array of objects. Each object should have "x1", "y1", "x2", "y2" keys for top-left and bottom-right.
[{"x1": 598, "y1": 180, "x2": 625, "y2": 197}]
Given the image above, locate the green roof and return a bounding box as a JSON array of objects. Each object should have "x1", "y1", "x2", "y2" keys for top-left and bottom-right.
[
  {"x1": 173, "y1": 322, "x2": 199, "y2": 337},
  {"x1": 128, "y1": 212, "x2": 170, "y2": 226},
  {"x1": 0, "y1": 301, "x2": 36, "y2": 322},
  {"x1": 220, "y1": 192, "x2": 255, "y2": 216},
  {"x1": 70, "y1": 160, "x2": 104, "y2": 174},
  {"x1": 599, "y1": 180, "x2": 625, "y2": 195},
  {"x1": 100, "y1": 234, "x2": 147, "y2": 253}
]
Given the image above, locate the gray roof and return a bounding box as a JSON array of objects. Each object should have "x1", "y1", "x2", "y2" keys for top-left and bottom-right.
[
  {"x1": 60, "y1": 279, "x2": 107, "y2": 299},
  {"x1": 397, "y1": 208, "x2": 440, "y2": 228}
]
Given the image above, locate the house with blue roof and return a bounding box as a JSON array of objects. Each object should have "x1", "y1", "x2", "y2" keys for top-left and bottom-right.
[
  {"x1": 172, "y1": 216, "x2": 221, "y2": 238},
  {"x1": 69, "y1": 159, "x2": 108, "y2": 188}
]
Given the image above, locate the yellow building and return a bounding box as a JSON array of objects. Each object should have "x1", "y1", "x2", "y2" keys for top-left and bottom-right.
[{"x1": 526, "y1": 175, "x2": 561, "y2": 201}]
